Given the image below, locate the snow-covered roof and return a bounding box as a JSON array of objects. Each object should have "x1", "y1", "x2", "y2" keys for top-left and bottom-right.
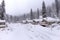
[
  {"x1": 44, "y1": 17, "x2": 60, "y2": 22},
  {"x1": 0, "y1": 20, "x2": 5, "y2": 22},
  {"x1": 33, "y1": 19, "x2": 43, "y2": 22}
]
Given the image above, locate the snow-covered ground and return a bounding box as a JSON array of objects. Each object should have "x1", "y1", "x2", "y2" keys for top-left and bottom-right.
[{"x1": 0, "y1": 23, "x2": 60, "y2": 40}]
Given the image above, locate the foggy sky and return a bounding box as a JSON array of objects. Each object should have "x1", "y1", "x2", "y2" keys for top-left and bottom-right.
[{"x1": 4, "y1": 0, "x2": 55, "y2": 16}]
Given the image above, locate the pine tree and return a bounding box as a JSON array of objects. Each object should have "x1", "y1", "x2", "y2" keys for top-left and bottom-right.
[
  {"x1": 37, "y1": 8, "x2": 39, "y2": 19},
  {"x1": 10, "y1": 15, "x2": 13, "y2": 22},
  {"x1": 47, "y1": 7, "x2": 52, "y2": 17},
  {"x1": 1, "y1": 0, "x2": 5, "y2": 20},
  {"x1": 55, "y1": 0, "x2": 59, "y2": 17},
  {"x1": 42, "y1": 1, "x2": 46, "y2": 18},
  {"x1": 23, "y1": 14, "x2": 26, "y2": 20},
  {"x1": 30, "y1": 9, "x2": 33, "y2": 20}
]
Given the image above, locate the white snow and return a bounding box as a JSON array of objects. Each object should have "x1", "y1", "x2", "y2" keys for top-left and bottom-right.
[
  {"x1": 33, "y1": 19, "x2": 43, "y2": 22},
  {"x1": 44, "y1": 17, "x2": 60, "y2": 22},
  {"x1": 22, "y1": 17, "x2": 60, "y2": 24},
  {"x1": 26, "y1": 19, "x2": 33, "y2": 22},
  {"x1": 0, "y1": 23, "x2": 60, "y2": 40},
  {"x1": 0, "y1": 20, "x2": 5, "y2": 22}
]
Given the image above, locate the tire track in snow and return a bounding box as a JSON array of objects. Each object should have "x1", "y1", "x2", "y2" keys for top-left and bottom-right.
[
  {"x1": 24, "y1": 25, "x2": 52, "y2": 40},
  {"x1": 23, "y1": 25, "x2": 44, "y2": 40},
  {"x1": 35, "y1": 26, "x2": 60, "y2": 37}
]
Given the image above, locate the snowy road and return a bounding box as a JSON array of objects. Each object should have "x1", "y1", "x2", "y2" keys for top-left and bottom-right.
[{"x1": 0, "y1": 23, "x2": 60, "y2": 40}]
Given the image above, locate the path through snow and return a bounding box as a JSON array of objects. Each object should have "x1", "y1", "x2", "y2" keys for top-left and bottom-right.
[{"x1": 0, "y1": 23, "x2": 60, "y2": 40}]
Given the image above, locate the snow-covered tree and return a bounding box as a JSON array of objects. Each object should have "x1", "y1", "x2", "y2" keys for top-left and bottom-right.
[
  {"x1": 55, "y1": 0, "x2": 59, "y2": 17},
  {"x1": 42, "y1": 1, "x2": 46, "y2": 18},
  {"x1": 23, "y1": 14, "x2": 26, "y2": 20},
  {"x1": 30, "y1": 9, "x2": 34, "y2": 20},
  {"x1": 37, "y1": 8, "x2": 39, "y2": 19},
  {"x1": 47, "y1": 6, "x2": 52, "y2": 17},
  {"x1": 1, "y1": 0, "x2": 5, "y2": 20}
]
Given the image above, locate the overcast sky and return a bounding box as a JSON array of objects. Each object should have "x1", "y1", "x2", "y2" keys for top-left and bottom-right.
[{"x1": 2, "y1": 0, "x2": 55, "y2": 16}]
